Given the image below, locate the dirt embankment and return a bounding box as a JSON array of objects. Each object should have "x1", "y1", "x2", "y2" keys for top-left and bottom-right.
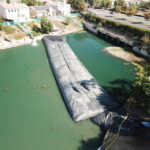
[{"x1": 103, "y1": 47, "x2": 145, "y2": 63}]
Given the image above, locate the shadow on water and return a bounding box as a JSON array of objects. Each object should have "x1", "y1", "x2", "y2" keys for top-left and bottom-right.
[
  {"x1": 104, "y1": 79, "x2": 133, "y2": 104},
  {"x1": 77, "y1": 79, "x2": 134, "y2": 150},
  {"x1": 77, "y1": 136, "x2": 100, "y2": 150},
  {"x1": 77, "y1": 128, "x2": 106, "y2": 150}
]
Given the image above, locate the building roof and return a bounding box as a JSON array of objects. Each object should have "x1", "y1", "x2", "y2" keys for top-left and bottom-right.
[
  {"x1": 30, "y1": 5, "x2": 56, "y2": 14},
  {"x1": 33, "y1": 6, "x2": 50, "y2": 11},
  {"x1": 0, "y1": 3, "x2": 28, "y2": 9}
]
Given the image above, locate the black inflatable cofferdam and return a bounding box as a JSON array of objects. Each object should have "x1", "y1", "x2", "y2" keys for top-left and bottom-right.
[{"x1": 43, "y1": 35, "x2": 118, "y2": 121}]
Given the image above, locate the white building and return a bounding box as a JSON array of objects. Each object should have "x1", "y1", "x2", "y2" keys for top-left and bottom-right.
[
  {"x1": 46, "y1": 0, "x2": 71, "y2": 16},
  {"x1": 30, "y1": 0, "x2": 71, "y2": 18},
  {"x1": 0, "y1": 0, "x2": 21, "y2": 3},
  {"x1": 30, "y1": 5, "x2": 57, "y2": 18},
  {"x1": 0, "y1": 2, "x2": 30, "y2": 22}
]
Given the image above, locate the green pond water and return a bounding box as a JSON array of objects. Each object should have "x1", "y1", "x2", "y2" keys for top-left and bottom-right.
[
  {"x1": 66, "y1": 32, "x2": 135, "y2": 101},
  {"x1": 0, "y1": 32, "x2": 135, "y2": 150}
]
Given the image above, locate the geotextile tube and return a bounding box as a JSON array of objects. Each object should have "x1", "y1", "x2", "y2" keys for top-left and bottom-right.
[{"x1": 43, "y1": 35, "x2": 118, "y2": 121}]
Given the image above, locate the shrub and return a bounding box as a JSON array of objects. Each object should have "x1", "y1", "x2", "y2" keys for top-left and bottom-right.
[
  {"x1": 144, "y1": 11, "x2": 150, "y2": 20},
  {"x1": 121, "y1": 3, "x2": 128, "y2": 11},
  {"x1": 28, "y1": 21, "x2": 36, "y2": 27},
  {"x1": 140, "y1": 34, "x2": 150, "y2": 43},
  {"x1": 2, "y1": 26, "x2": 16, "y2": 34},
  {"x1": 127, "y1": 8, "x2": 137, "y2": 16},
  {"x1": 32, "y1": 24, "x2": 41, "y2": 32},
  {"x1": 114, "y1": 6, "x2": 122, "y2": 13},
  {"x1": 40, "y1": 16, "x2": 53, "y2": 33},
  {"x1": 133, "y1": 65, "x2": 150, "y2": 114},
  {"x1": 37, "y1": 1, "x2": 45, "y2": 6}
]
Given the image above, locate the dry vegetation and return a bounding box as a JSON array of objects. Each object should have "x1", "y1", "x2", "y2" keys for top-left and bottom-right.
[{"x1": 0, "y1": 25, "x2": 27, "y2": 41}]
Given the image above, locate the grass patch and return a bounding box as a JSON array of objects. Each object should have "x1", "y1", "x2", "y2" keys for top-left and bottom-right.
[
  {"x1": 14, "y1": 34, "x2": 24, "y2": 40},
  {"x1": 32, "y1": 31, "x2": 41, "y2": 37},
  {"x1": 2, "y1": 26, "x2": 16, "y2": 34}
]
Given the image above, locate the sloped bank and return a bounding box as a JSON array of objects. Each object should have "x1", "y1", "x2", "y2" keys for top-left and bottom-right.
[{"x1": 42, "y1": 35, "x2": 118, "y2": 122}]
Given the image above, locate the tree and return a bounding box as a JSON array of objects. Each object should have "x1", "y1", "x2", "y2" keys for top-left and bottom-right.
[
  {"x1": 77, "y1": 1, "x2": 87, "y2": 12},
  {"x1": 133, "y1": 65, "x2": 150, "y2": 114},
  {"x1": 138, "y1": 1, "x2": 150, "y2": 11},
  {"x1": 37, "y1": 1, "x2": 45, "y2": 6},
  {"x1": 40, "y1": 16, "x2": 53, "y2": 33},
  {"x1": 68, "y1": 0, "x2": 87, "y2": 12},
  {"x1": 21, "y1": 0, "x2": 37, "y2": 6},
  {"x1": 121, "y1": 3, "x2": 128, "y2": 11},
  {"x1": 106, "y1": 0, "x2": 112, "y2": 9},
  {"x1": 88, "y1": 0, "x2": 97, "y2": 7},
  {"x1": 144, "y1": 11, "x2": 150, "y2": 20},
  {"x1": 0, "y1": 17, "x2": 3, "y2": 31},
  {"x1": 7, "y1": 0, "x2": 10, "y2": 3},
  {"x1": 114, "y1": 0, "x2": 125, "y2": 7},
  {"x1": 114, "y1": 6, "x2": 122, "y2": 13},
  {"x1": 127, "y1": 7, "x2": 137, "y2": 16},
  {"x1": 88, "y1": 0, "x2": 112, "y2": 8}
]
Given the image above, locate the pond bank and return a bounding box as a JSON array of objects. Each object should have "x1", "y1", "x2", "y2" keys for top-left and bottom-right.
[
  {"x1": 0, "y1": 35, "x2": 45, "y2": 50},
  {"x1": 0, "y1": 29, "x2": 83, "y2": 50}
]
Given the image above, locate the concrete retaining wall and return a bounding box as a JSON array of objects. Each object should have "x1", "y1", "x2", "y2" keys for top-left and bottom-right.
[{"x1": 83, "y1": 21, "x2": 150, "y2": 58}]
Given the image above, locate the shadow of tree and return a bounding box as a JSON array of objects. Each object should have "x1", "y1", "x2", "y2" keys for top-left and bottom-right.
[
  {"x1": 77, "y1": 136, "x2": 100, "y2": 150},
  {"x1": 77, "y1": 129, "x2": 107, "y2": 150},
  {"x1": 132, "y1": 22, "x2": 142, "y2": 24},
  {"x1": 104, "y1": 79, "x2": 133, "y2": 104},
  {"x1": 77, "y1": 79, "x2": 133, "y2": 150},
  {"x1": 116, "y1": 18, "x2": 126, "y2": 20}
]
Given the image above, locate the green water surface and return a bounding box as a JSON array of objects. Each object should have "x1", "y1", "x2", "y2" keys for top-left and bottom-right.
[
  {"x1": 66, "y1": 32, "x2": 135, "y2": 101},
  {"x1": 0, "y1": 32, "x2": 135, "y2": 150}
]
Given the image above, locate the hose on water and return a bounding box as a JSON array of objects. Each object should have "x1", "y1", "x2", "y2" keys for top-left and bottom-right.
[{"x1": 99, "y1": 98, "x2": 136, "y2": 150}]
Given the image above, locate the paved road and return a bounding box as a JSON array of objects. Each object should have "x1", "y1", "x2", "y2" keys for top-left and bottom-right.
[{"x1": 88, "y1": 9, "x2": 150, "y2": 31}]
